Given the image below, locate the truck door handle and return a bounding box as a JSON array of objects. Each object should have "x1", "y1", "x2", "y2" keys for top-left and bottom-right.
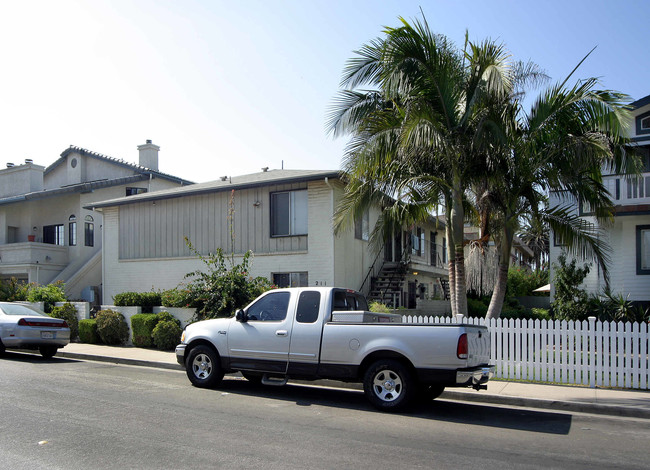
[{"x1": 276, "y1": 330, "x2": 288, "y2": 336}]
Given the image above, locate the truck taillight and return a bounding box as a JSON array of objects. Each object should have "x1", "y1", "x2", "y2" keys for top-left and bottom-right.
[{"x1": 457, "y1": 333, "x2": 468, "y2": 359}]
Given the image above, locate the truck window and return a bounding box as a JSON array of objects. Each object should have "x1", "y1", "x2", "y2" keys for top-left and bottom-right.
[
  {"x1": 332, "y1": 290, "x2": 368, "y2": 312},
  {"x1": 296, "y1": 291, "x2": 320, "y2": 324},
  {"x1": 247, "y1": 292, "x2": 290, "y2": 322}
]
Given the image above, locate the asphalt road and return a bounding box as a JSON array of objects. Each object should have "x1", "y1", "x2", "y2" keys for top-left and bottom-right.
[{"x1": 1, "y1": 352, "x2": 649, "y2": 470}]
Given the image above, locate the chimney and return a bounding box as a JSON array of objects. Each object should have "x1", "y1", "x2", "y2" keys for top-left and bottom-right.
[{"x1": 137, "y1": 139, "x2": 160, "y2": 171}]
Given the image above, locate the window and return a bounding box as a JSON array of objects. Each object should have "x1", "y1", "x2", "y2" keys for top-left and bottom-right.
[
  {"x1": 642, "y1": 116, "x2": 650, "y2": 130},
  {"x1": 411, "y1": 228, "x2": 423, "y2": 256},
  {"x1": 69, "y1": 215, "x2": 77, "y2": 246},
  {"x1": 273, "y1": 272, "x2": 308, "y2": 288},
  {"x1": 331, "y1": 289, "x2": 369, "y2": 312},
  {"x1": 354, "y1": 210, "x2": 369, "y2": 241},
  {"x1": 126, "y1": 187, "x2": 147, "y2": 196},
  {"x1": 636, "y1": 111, "x2": 650, "y2": 135},
  {"x1": 270, "y1": 190, "x2": 307, "y2": 236},
  {"x1": 430, "y1": 231, "x2": 437, "y2": 266},
  {"x1": 553, "y1": 231, "x2": 565, "y2": 247},
  {"x1": 85, "y1": 215, "x2": 94, "y2": 247},
  {"x1": 43, "y1": 224, "x2": 64, "y2": 245},
  {"x1": 246, "y1": 291, "x2": 290, "y2": 322},
  {"x1": 296, "y1": 291, "x2": 320, "y2": 323},
  {"x1": 637, "y1": 225, "x2": 650, "y2": 275}
]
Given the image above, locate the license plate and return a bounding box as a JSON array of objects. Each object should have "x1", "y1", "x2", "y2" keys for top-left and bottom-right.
[{"x1": 41, "y1": 331, "x2": 54, "y2": 339}]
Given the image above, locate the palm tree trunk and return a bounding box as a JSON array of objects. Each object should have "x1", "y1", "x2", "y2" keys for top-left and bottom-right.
[
  {"x1": 446, "y1": 223, "x2": 457, "y2": 315},
  {"x1": 450, "y1": 184, "x2": 467, "y2": 315},
  {"x1": 486, "y1": 224, "x2": 515, "y2": 319}
]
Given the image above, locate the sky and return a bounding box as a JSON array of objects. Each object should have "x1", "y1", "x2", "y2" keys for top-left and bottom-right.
[{"x1": 1, "y1": 0, "x2": 648, "y2": 184}]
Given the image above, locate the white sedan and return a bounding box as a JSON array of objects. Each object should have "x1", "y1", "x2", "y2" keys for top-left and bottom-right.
[{"x1": 0, "y1": 302, "x2": 70, "y2": 358}]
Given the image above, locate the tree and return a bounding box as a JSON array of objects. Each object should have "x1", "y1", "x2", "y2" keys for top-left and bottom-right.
[
  {"x1": 328, "y1": 15, "x2": 514, "y2": 316},
  {"x1": 482, "y1": 67, "x2": 638, "y2": 319}
]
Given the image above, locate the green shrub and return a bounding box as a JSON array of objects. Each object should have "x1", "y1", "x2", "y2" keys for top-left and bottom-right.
[
  {"x1": 531, "y1": 308, "x2": 551, "y2": 320},
  {"x1": 26, "y1": 281, "x2": 67, "y2": 313},
  {"x1": 369, "y1": 301, "x2": 391, "y2": 313},
  {"x1": 467, "y1": 298, "x2": 488, "y2": 318},
  {"x1": 50, "y1": 303, "x2": 79, "y2": 340},
  {"x1": 79, "y1": 319, "x2": 100, "y2": 344},
  {"x1": 551, "y1": 253, "x2": 591, "y2": 321},
  {"x1": 139, "y1": 292, "x2": 161, "y2": 313},
  {"x1": 506, "y1": 267, "x2": 549, "y2": 297},
  {"x1": 0, "y1": 277, "x2": 30, "y2": 301},
  {"x1": 152, "y1": 320, "x2": 182, "y2": 350},
  {"x1": 113, "y1": 291, "x2": 161, "y2": 313},
  {"x1": 184, "y1": 240, "x2": 273, "y2": 320},
  {"x1": 95, "y1": 309, "x2": 129, "y2": 345},
  {"x1": 113, "y1": 292, "x2": 140, "y2": 307},
  {"x1": 161, "y1": 288, "x2": 194, "y2": 308},
  {"x1": 130, "y1": 314, "x2": 159, "y2": 347},
  {"x1": 156, "y1": 310, "x2": 181, "y2": 327}
]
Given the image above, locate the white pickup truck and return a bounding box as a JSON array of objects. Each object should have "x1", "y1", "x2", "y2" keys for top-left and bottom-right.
[{"x1": 176, "y1": 287, "x2": 494, "y2": 411}]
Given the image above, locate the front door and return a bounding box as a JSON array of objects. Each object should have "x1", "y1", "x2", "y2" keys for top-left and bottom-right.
[{"x1": 227, "y1": 291, "x2": 293, "y2": 373}]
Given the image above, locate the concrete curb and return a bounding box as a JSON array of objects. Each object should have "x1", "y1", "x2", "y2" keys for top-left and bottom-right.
[
  {"x1": 55, "y1": 350, "x2": 650, "y2": 420},
  {"x1": 56, "y1": 350, "x2": 182, "y2": 372}
]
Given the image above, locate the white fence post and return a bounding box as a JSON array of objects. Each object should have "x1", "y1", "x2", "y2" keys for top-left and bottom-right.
[{"x1": 588, "y1": 316, "x2": 596, "y2": 388}]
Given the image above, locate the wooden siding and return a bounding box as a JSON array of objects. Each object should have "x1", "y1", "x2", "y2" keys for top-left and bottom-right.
[{"x1": 118, "y1": 183, "x2": 309, "y2": 259}]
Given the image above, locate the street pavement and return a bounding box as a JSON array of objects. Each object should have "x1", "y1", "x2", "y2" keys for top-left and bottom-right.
[{"x1": 44, "y1": 342, "x2": 650, "y2": 420}]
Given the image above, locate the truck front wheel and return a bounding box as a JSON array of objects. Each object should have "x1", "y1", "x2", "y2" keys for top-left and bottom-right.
[
  {"x1": 186, "y1": 345, "x2": 224, "y2": 388},
  {"x1": 363, "y1": 359, "x2": 415, "y2": 412}
]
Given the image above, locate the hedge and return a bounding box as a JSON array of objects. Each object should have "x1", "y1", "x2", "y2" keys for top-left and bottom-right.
[
  {"x1": 79, "y1": 319, "x2": 100, "y2": 344},
  {"x1": 131, "y1": 314, "x2": 159, "y2": 348}
]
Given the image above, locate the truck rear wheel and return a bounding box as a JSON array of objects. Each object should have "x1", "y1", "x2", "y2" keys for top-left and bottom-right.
[
  {"x1": 186, "y1": 345, "x2": 224, "y2": 388},
  {"x1": 363, "y1": 359, "x2": 415, "y2": 412}
]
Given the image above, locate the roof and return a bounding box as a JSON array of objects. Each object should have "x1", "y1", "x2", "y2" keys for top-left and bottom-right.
[
  {"x1": 0, "y1": 175, "x2": 151, "y2": 207},
  {"x1": 84, "y1": 169, "x2": 342, "y2": 210},
  {"x1": 46, "y1": 146, "x2": 194, "y2": 186},
  {"x1": 630, "y1": 94, "x2": 650, "y2": 110}
]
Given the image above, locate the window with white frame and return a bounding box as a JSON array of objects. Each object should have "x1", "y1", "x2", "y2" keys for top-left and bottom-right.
[
  {"x1": 69, "y1": 215, "x2": 77, "y2": 246},
  {"x1": 270, "y1": 190, "x2": 308, "y2": 237},
  {"x1": 43, "y1": 224, "x2": 64, "y2": 245},
  {"x1": 637, "y1": 225, "x2": 650, "y2": 275}
]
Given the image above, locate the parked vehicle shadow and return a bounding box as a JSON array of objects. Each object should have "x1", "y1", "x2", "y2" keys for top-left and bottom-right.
[
  {"x1": 0, "y1": 350, "x2": 80, "y2": 364},
  {"x1": 216, "y1": 377, "x2": 572, "y2": 435}
]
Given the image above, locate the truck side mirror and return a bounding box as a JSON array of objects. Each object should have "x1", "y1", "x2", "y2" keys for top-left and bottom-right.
[{"x1": 235, "y1": 309, "x2": 248, "y2": 323}]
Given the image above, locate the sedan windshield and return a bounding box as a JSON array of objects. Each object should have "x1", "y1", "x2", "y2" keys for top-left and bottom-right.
[{"x1": 0, "y1": 304, "x2": 48, "y2": 316}]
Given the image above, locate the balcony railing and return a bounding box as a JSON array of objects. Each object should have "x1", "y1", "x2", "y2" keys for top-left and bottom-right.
[{"x1": 603, "y1": 172, "x2": 650, "y2": 207}]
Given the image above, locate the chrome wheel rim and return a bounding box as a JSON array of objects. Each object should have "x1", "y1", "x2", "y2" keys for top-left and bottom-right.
[
  {"x1": 192, "y1": 353, "x2": 213, "y2": 380},
  {"x1": 372, "y1": 369, "x2": 402, "y2": 402}
]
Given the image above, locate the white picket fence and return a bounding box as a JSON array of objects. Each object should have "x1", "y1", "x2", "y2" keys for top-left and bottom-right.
[{"x1": 402, "y1": 315, "x2": 650, "y2": 390}]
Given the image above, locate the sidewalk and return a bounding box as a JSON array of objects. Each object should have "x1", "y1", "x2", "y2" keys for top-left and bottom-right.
[{"x1": 56, "y1": 343, "x2": 650, "y2": 419}]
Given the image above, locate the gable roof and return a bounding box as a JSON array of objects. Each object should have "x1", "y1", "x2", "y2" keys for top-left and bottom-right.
[
  {"x1": 46, "y1": 145, "x2": 194, "y2": 186},
  {"x1": 85, "y1": 169, "x2": 341, "y2": 210},
  {"x1": 0, "y1": 175, "x2": 151, "y2": 207}
]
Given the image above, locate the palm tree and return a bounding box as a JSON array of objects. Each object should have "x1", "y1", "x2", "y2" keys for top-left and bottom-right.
[
  {"x1": 327, "y1": 16, "x2": 514, "y2": 315},
  {"x1": 482, "y1": 71, "x2": 639, "y2": 319}
]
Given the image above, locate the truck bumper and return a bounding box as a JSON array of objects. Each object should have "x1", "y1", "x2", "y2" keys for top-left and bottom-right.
[
  {"x1": 456, "y1": 365, "x2": 495, "y2": 389},
  {"x1": 175, "y1": 344, "x2": 186, "y2": 366}
]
